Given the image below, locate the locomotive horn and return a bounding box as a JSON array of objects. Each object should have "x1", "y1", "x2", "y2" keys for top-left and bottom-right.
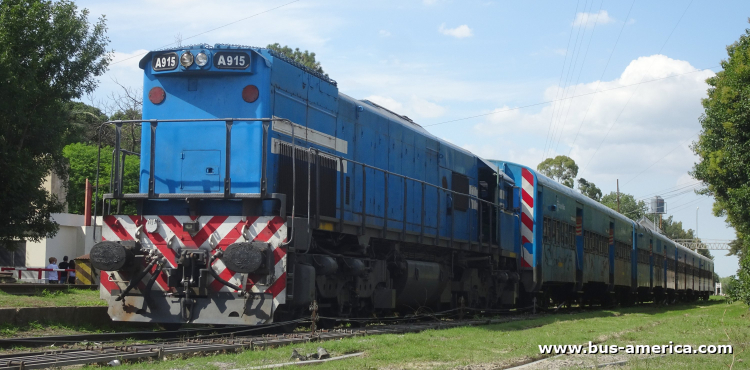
[
  {"x1": 221, "y1": 242, "x2": 267, "y2": 273},
  {"x1": 90, "y1": 241, "x2": 136, "y2": 271}
]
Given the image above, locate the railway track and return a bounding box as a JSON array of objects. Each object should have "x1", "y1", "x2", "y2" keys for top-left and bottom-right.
[{"x1": 0, "y1": 308, "x2": 531, "y2": 369}]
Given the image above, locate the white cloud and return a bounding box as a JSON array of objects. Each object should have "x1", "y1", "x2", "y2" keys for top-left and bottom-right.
[
  {"x1": 572, "y1": 10, "x2": 615, "y2": 27},
  {"x1": 411, "y1": 97, "x2": 446, "y2": 118},
  {"x1": 365, "y1": 95, "x2": 404, "y2": 113},
  {"x1": 438, "y1": 23, "x2": 473, "y2": 38},
  {"x1": 423, "y1": 0, "x2": 439, "y2": 5},
  {"x1": 364, "y1": 95, "x2": 447, "y2": 119},
  {"x1": 473, "y1": 55, "x2": 714, "y2": 182},
  {"x1": 79, "y1": 0, "x2": 340, "y2": 104},
  {"x1": 379, "y1": 30, "x2": 391, "y2": 37}
]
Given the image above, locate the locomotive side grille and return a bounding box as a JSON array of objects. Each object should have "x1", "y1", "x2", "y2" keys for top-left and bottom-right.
[{"x1": 276, "y1": 140, "x2": 337, "y2": 218}]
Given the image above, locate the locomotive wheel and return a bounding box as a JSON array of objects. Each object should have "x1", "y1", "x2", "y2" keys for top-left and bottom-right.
[{"x1": 159, "y1": 323, "x2": 183, "y2": 331}]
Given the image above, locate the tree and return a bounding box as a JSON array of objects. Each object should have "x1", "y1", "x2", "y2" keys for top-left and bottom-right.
[
  {"x1": 728, "y1": 238, "x2": 746, "y2": 261},
  {"x1": 691, "y1": 24, "x2": 750, "y2": 263},
  {"x1": 661, "y1": 215, "x2": 714, "y2": 260},
  {"x1": 726, "y1": 254, "x2": 750, "y2": 306},
  {"x1": 66, "y1": 101, "x2": 108, "y2": 145},
  {"x1": 601, "y1": 192, "x2": 648, "y2": 221},
  {"x1": 577, "y1": 178, "x2": 602, "y2": 201},
  {"x1": 62, "y1": 143, "x2": 139, "y2": 215},
  {"x1": 537, "y1": 155, "x2": 578, "y2": 188},
  {"x1": 0, "y1": 0, "x2": 111, "y2": 248},
  {"x1": 102, "y1": 82, "x2": 142, "y2": 152},
  {"x1": 266, "y1": 43, "x2": 325, "y2": 75}
]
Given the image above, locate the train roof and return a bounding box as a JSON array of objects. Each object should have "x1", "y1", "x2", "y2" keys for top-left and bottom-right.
[
  {"x1": 493, "y1": 161, "x2": 710, "y2": 263},
  {"x1": 138, "y1": 43, "x2": 337, "y2": 86}
]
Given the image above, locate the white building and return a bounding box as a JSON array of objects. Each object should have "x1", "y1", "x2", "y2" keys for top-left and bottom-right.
[{"x1": 25, "y1": 213, "x2": 101, "y2": 267}]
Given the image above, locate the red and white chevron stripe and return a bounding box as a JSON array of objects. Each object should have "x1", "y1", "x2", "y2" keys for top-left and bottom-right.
[
  {"x1": 520, "y1": 168, "x2": 535, "y2": 268},
  {"x1": 100, "y1": 215, "x2": 287, "y2": 307}
]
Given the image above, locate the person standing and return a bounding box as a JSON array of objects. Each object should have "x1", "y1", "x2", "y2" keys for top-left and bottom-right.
[
  {"x1": 58, "y1": 256, "x2": 69, "y2": 284},
  {"x1": 67, "y1": 260, "x2": 77, "y2": 284},
  {"x1": 46, "y1": 257, "x2": 59, "y2": 284}
]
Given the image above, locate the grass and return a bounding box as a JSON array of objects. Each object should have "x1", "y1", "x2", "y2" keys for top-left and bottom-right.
[
  {"x1": 0, "y1": 320, "x2": 128, "y2": 339},
  {"x1": 101, "y1": 296, "x2": 748, "y2": 370},
  {"x1": 0, "y1": 287, "x2": 106, "y2": 308}
]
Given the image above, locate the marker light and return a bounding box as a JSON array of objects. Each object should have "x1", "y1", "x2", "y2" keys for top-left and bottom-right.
[
  {"x1": 195, "y1": 52, "x2": 208, "y2": 67},
  {"x1": 180, "y1": 51, "x2": 194, "y2": 67},
  {"x1": 242, "y1": 85, "x2": 259, "y2": 103},
  {"x1": 148, "y1": 87, "x2": 165, "y2": 105}
]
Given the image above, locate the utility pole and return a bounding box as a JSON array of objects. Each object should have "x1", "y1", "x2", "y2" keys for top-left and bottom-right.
[
  {"x1": 696, "y1": 207, "x2": 699, "y2": 239},
  {"x1": 616, "y1": 179, "x2": 620, "y2": 213}
]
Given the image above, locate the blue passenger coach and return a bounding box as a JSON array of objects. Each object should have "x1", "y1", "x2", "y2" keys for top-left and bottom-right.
[{"x1": 490, "y1": 161, "x2": 712, "y2": 306}]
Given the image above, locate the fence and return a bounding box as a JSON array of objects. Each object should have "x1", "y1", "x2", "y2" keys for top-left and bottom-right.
[{"x1": 0, "y1": 267, "x2": 76, "y2": 283}]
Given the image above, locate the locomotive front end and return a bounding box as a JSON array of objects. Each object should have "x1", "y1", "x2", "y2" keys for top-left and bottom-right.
[
  {"x1": 92, "y1": 214, "x2": 287, "y2": 325},
  {"x1": 91, "y1": 45, "x2": 291, "y2": 326}
]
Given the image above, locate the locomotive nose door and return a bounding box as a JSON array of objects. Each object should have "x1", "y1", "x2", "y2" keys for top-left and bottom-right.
[{"x1": 181, "y1": 150, "x2": 222, "y2": 193}]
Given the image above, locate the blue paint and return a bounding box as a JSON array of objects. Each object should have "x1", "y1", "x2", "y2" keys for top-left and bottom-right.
[{"x1": 133, "y1": 44, "x2": 712, "y2": 297}]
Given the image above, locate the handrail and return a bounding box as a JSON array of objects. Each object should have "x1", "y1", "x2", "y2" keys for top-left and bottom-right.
[{"x1": 101, "y1": 117, "x2": 513, "y2": 247}]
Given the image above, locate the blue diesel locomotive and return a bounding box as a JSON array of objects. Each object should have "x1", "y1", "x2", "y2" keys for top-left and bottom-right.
[{"x1": 90, "y1": 44, "x2": 713, "y2": 326}]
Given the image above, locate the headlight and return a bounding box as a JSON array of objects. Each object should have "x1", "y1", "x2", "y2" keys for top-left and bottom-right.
[
  {"x1": 195, "y1": 52, "x2": 208, "y2": 67},
  {"x1": 180, "y1": 51, "x2": 194, "y2": 67}
]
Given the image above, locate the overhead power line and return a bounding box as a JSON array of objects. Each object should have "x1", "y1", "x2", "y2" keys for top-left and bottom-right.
[
  {"x1": 635, "y1": 181, "x2": 702, "y2": 201},
  {"x1": 544, "y1": 0, "x2": 593, "y2": 160},
  {"x1": 622, "y1": 133, "x2": 699, "y2": 188},
  {"x1": 542, "y1": 0, "x2": 583, "y2": 162},
  {"x1": 109, "y1": 0, "x2": 301, "y2": 67},
  {"x1": 424, "y1": 65, "x2": 718, "y2": 128},
  {"x1": 552, "y1": 0, "x2": 603, "y2": 156},
  {"x1": 567, "y1": 0, "x2": 636, "y2": 157},
  {"x1": 580, "y1": 0, "x2": 695, "y2": 174}
]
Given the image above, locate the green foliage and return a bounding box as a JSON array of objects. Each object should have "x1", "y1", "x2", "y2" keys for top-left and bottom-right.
[
  {"x1": 721, "y1": 275, "x2": 736, "y2": 293},
  {"x1": 65, "y1": 101, "x2": 108, "y2": 145},
  {"x1": 266, "y1": 43, "x2": 325, "y2": 74},
  {"x1": 601, "y1": 192, "x2": 648, "y2": 221},
  {"x1": 691, "y1": 25, "x2": 750, "y2": 264},
  {"x1": 728, "y1": 237, "x2": 747, "y2": 260},
  {"x1": 661, "y1": 215, "x2": 695, "y2": 240},
  {"x1": 0, "y1": 0, "x2": 111, "y2": 248},
  {"x1": 537, "y1": 155, "x2": 578, "y2": 188},
  {"x1": 661, "y1": 215, "x2": 714, "y2": 260},
  {"x1": 577, "y1": 178, "x2": 602, "y2": 201},
  {"x1": 63, "y1": 143, "x2": 139, "y2": 215},
  {"x1": 726, "y1": 252, "x2": 750, "y2": 306}
]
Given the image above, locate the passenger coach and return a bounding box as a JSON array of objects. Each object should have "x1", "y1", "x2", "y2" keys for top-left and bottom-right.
[{"x1": 490, "y1": 161, "x2": 713, "y2": 306}]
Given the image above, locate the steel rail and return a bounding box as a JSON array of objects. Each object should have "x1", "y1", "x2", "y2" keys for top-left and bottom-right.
[
  {"x1": 0, "y1": 318, "x2": 519, "y2": 369},
  {"x1": 0, "y1": 320, "x2": 305, "y2": 348}
]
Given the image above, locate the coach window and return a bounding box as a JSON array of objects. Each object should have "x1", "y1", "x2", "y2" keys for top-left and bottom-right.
[{"x1": 569, "y1": 224, "x2": 575, "y2": 249}]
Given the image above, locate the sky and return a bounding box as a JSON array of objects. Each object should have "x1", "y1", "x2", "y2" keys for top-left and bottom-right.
[{"x1": 76, "y1": 0, "x2": 750, "y2": 277}]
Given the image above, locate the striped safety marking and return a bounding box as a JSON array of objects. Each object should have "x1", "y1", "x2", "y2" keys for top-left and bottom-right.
[
  {"x1": 101, "y1": 215, "x2": 287, "y2": 309},
  {"x1": 76, "y1": 262, "x2": 94, "y2": 285},
  {"x1": 520, "y1": 168, "x2": 535, "y2": 268},
  {"x1": 576, "y1": 216, "x2": 582, "y2": 236}
]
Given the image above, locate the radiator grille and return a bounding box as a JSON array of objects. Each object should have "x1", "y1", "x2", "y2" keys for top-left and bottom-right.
[{"x1": 276, "y1": 141, "x2": 337, "y2": 218}]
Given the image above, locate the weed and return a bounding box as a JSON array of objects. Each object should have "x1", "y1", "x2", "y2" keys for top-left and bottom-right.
[{"x1": 95, "y1": 297, "x2": 748, "y2": 370}]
